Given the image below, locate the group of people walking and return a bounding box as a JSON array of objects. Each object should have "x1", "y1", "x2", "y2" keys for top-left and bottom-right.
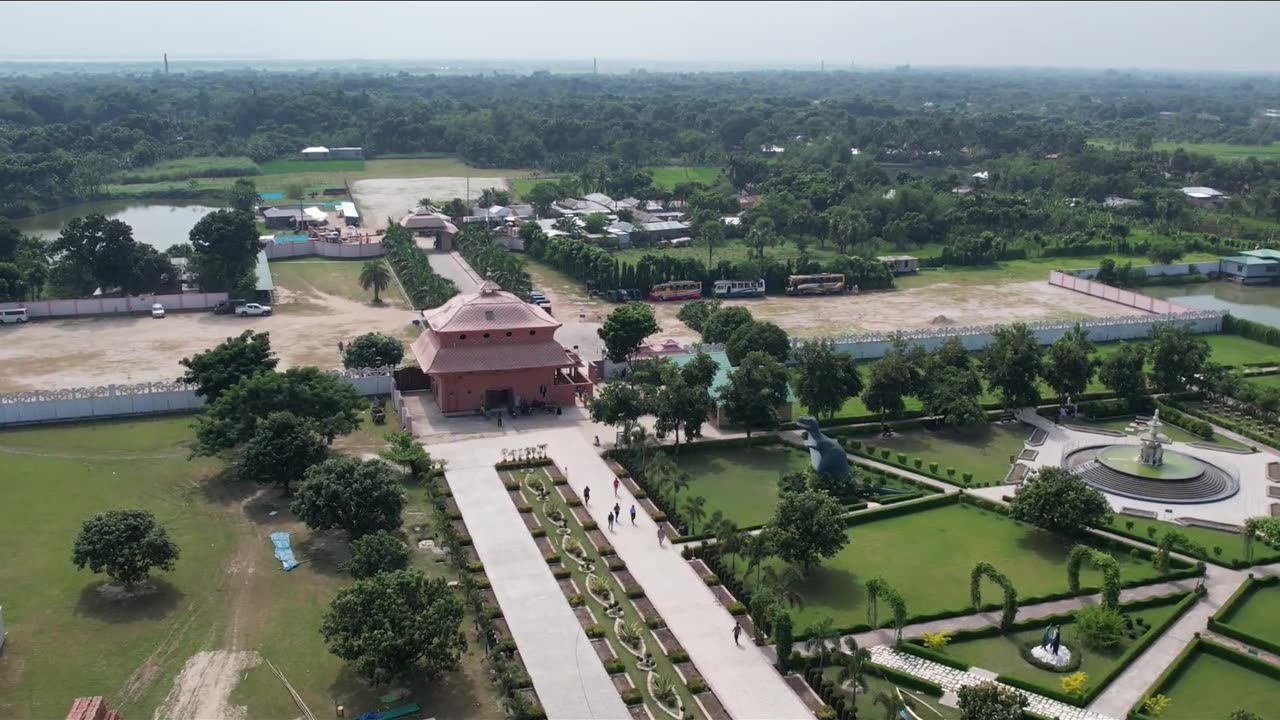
[{"x1": 583, "y1": 477, "x2": 664, "y2": 545}]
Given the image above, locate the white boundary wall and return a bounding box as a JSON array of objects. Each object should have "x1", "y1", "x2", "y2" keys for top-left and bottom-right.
[
  {"x1": 265, "y1": 241, "x2": 387, "y2": 260},
  {"x1": 1068, "y1": 260, "x2": 1222, "y2": 280},
  {"x1": 0, "y1": 292, "x2": 229, "y2": 319},
  {"x1": 0, "y1": 367, "x2": 394, "y2": 427}
]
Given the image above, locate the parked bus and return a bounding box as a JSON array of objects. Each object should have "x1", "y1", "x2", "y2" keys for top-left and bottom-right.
[
  {"x1": 712, "y1": 278, "x2": 766, "y2": 299},
  {"x1": 648, "y1": 280, "x2": 703, "y2": 302},
  {"x1": 784, "y1": 274, "x2": 846, "y2": 296}
]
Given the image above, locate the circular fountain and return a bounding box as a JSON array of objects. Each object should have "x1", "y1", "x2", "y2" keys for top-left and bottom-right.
[{"x1": 1062, "y1": 410, "x2": 1238, "y2": 504}]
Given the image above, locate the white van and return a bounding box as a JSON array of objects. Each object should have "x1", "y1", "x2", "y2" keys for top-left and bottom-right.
[{"x1": 0, "y1": 308, "x2": 28, "y2": 324}]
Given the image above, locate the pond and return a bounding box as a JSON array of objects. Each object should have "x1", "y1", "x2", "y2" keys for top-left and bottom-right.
[
  {"x1": 12, "y1": 201, "x2": 220, "y2": 252},
  {"x1": 1144, "y1": 282, "x2": 1280, "y2": 329}
]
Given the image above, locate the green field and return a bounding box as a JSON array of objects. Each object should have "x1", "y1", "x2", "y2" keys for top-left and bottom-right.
[
  {"x1": 269, "y1": 257, "x2": 409, "y2": 309},
  {"x1": 114, "y1": 156, "x2": 261, "y2": 184},
  {"x1": 615, "y1": 237, "x2": 847, "y2": 266},
  {"x1": 510, "y1": 165, "x2": 721, "y2": 199},
  {"x1": 1219, "y1": 582, "x2": 1280, "y2": 647},
  {"x1": 1089, "y1": 138, "x2": 1280, "y2": 161},
  {"x1": 729, "y1": 502, "x2": 1171, "y2": 630},
  {"x1": 1246, "y1": 373, "x2": 1280, "y2": 390},
  {"x1": 259, "y1": 159, "x2": 367, "y2": 174},
  {"x1": 0, "y1": 417, "x2": 496, "y2": 720},
  {"x1": 896, "y1": 252, "x2": 1222, "y2": 290},
  {"x1": 940, "y1": 601, "x2": 1181, "y2": 688},
  {"x1": 852, "y1": 424, "x2": 1029, "y2": 485},
  {"x1": 1154, "y1": 646, "x2": 1280, "y2": 720}
]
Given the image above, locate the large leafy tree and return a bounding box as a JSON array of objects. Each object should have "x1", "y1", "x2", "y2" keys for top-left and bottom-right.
[
  {"x1": 237, "y1": 411, "x2": 328, "y2": 495},
  {"x1": 291, "y1": 457, "x2": 406, "y2": 537},
  {"x1": 862, "y1": 352, "x2": 917, "y2": 423},
  {"x1": 701, "y1": 306, "x2": 754, "y2": 344},
  {"x1": 599, "y1": 302, "x2": 659, "y2": 362},
  {"x1": 343, "y1": 333, "x2": 404, "y2": 368},
  {"x1": 189, "y1": 209, "x2": 262, "y2": 292},
  {"x1": 1009, "y1": 467, "x2": 1112, "y2": 535},
  {"x1": 652, "y1": 363, "x2": 714, "y2": 449},
  {"x1": 726, "y1": 320, "x2": 790, "y2": 364},
  {"x1": 589, "y1": 381, "x2": 648, "y2": 440},
  {"x1": 194, "y1": 367, "x2": 367, "y2": 454},
  {"x1": 346, "y1": 532, "x2": 411, "y2": 579},
  {"x1": 321, "y1": 569, "x2": 466, "y2": 684},
  {"x1": 358, "y1": 260, "x2": 392, "y2": 304},
  {"x1": 680, "y1": 352, "x2": 721, "y2": 390},
  {"x1": 920, "y1": 365, "x2": 986, "y2": 427},
  {"x1": 721, "y1": 351, "x2": 791, "y2": 437},
  {"x1": 1148, "y1": 323, "x2": 1210, "y2": 393},
  {"x1": 792, "y1": 339, "x2": 863, "y2": 420},
  {"x1": 957, "y1": 681, "x2": 1027, "y2": 720},
  {"x1": 983, "y1": 322, "x2": 1043, "y2": 409},
  {"x1": 179, "y1": 330, "x2": 278, "y2": 401},
  {"x1": 768, "y1": 489, "x2": 848, "y2": 575},
  {"x1": 226, "y1": 178, "x2": 260, "y2": 213},
  {"x1": 523, "y1": 182, "x2": 562, "y2": 217},
  {"x1": 1042, "y1": 324, "x2": 1097, "y2": 402},
  {"x1": 1099, "y1": 343, "x2": 1148, "y2": 408},
  {"x1": 50, "y1": 214, "x2": 174, "y2": 296},
  {"x1": 676, "y1": 298, "x2": 722, "y2": 334},
  {"x1": 72, "y1": 509, "x2": 180, "y2": 587}
]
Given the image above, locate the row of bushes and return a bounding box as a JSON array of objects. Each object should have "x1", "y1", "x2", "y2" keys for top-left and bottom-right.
[
  {"x1": 1103, "y1": 518, "x2": 1280, "y2": 570},
  {"x1": 1165, "y1": 396, "x2": 1280, "y2": 448},
  {"x1": 1223, "y1": 314, "x2": 1280, "y2": 348},
  {"x1": 1207, "y1": 575, "x2": 1280, "y2": 656},
  {"x1": 1129, "y1": 635, "x2": 1280, "y2": 720},
  {"x1": 384, "y1": 224, "x2": 459, "y2": 309},
  {"x1": 841, "y1": 439, "x2": 979, "y2": 487},
  {"x1": 1151, "y1": 400, "x2": 1215, "y2": 439}
]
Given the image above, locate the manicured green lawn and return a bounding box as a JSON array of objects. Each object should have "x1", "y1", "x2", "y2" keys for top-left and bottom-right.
[
  {"x1": 270, "y1": 257, "x2": 409, "y2": 308},
  {"x1": 1071, "y1": 416, "x2": 1249, "y2": 448},
  {"x1": 1219, "y1": 582, "x2": 1280, "y2": 647},
  {"x1": 895, "y1": 253, "x2": 1220, "y2": 290},
  {"x1": 671, "y1": 444, "x2": 810, "y2": 528},
  {"x1": 940, "y1": 602, "x2": 1180, "y2": 687},
  {"x1": 819, "y1": 667, "x2": 963, "y2": 719},
  {"x1": 1246, "y1": 373, "x2": 1280, "y2": 391},
  {"x1": 730, "y1": 503, "x2": 1170, "y2": 630},
  {"x1": 1155, "y1": 649, "x2": 1280, "y2": 720},
  {"x1": 1102, "y1": 514, "x2": 1276, "y2": 566},
  {"x1": 1202, "y1": 334, "x2": 1280, "y2": 366},
  {"x1": 0, "y1": 418, "x2": 236, "y2": 719},
  {"x1": 855, "y1": 424, "x2": 1028, "y2": 485},
  {"x1": 649, "y1": 165, "x2": 721, "y2": 189}
]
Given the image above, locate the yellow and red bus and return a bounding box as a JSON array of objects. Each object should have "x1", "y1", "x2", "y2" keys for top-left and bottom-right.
[
  {"x1": 648, "y1": 280, "x2": 704, "y2": 302},
  {"x1": 784, "y1": 274, "x2": 846, "y2": 296}
]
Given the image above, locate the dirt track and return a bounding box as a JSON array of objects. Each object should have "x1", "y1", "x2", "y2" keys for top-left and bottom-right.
[
  {"x1": 0, "y1": 288, "x2": 418, "y2": 392},
  {"x1": 351, "y1": 177, "x2": 509, "y2": 230}
]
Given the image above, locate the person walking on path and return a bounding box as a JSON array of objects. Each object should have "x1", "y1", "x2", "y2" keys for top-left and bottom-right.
[
  {"x1": 613, "y1": 478, "x2": 620, "y2": 496},
  {"x1": 629, "y1": 504, "x2": 637, "y2": 525},
  {"x1": 657, "y1": 526, "x2": 665, "y2": 546},
  {"x1": 338, "y1": 340, "x2": 345, "y2": 353},
  {"x1": 733, "y1": 622, "x2": 742, "y2": 646},
  {"x1": 613, "y1": 502, "x2": 621, "y2": 521},
  {"x1": 583, "y1": 485, "x2": 591, "y2": 504},
  {"x1": 607, "y1": 511, "x2": 615, "y2": 531}
]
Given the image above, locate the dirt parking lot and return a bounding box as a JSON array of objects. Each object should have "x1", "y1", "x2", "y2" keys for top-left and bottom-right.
[
  {"x1": 351, "y1": 177, "x2": 509, "y2": 230},
  {"x1": 0, "y1": 289, "x2": 419, "y2": 393}
]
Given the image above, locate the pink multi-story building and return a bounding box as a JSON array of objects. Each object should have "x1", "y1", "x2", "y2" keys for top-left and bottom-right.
[{"x1": 410, "y1": 282, "x2": 592, "y2": 414}]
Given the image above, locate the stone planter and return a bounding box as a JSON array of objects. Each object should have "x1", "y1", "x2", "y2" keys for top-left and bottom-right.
[
  {"x1": 585, "y1": 574, "x2": 614, "y2": 607},
  {"x1": 646, "y1": 672, "x2": 684, "y2": 719},
  {"x1": 613, "y1": 618, "x2": 647, "y2": 659}
]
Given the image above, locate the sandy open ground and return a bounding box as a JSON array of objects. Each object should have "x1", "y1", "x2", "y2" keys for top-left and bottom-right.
[
  {"x1": 351, "y1": 176, "x2": 509, "y2": 230},
  {"x1": 0, "y1": 287, "x2": 418, "y2": 392}
]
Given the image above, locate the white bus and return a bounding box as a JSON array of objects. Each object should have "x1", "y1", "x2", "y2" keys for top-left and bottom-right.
[
  {"x1": 0, "y1": 307, "x2": 28, "y2": 324},
  {"x1": 712, "y1": 279, "x2": 766, "y2": 298}
]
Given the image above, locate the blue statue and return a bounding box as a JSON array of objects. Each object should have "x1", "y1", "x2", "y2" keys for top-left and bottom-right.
[{"x1": 796, "y1": 416, "x2": 851, "y2": 480}]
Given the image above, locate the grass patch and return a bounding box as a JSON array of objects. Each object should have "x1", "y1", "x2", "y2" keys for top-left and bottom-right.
[
  {"x1": 260, "y1": 159, "x2": 366, "y2": 174},
  {"x1": 614, "y1": 238, "x2": 845, "y2": 267},
  {"x1": 115, "y1": 156, "x2": 260, "y2": 184},
  {"x1": 1246, "y1": 373, "x2": 1280, "y2": 390},
  {"x1": 1105, "y1": 514, "x2": 1277, "y2": 567},
  {"x1": 1152, "y1": 645, "x2": 1280, "y2": 720},
  {"x1": 729, "y1": 503, "x2": 1170, "y2": 630},
  {"x1": 671, "y1": 444, "x2": 807, "y2": 528},
  {"x1": 818, "y1": 666, "x2": 963, "y2": 719},
  {"x1": 1202, "y1": 334, "x2": 1280, "y2": 366},
  {"x1": 855, "y1": 424, "x2": 1027, "y2": 485},
  {"x1": 1090, "y1": 138, "x2": 1280, "y2": 161},
  {"x1": 1074, "y1": 416, "x2": 1250, "y2": 451},
  {"x1": 1218, "y1": 582, "x2": 1280, "y2": 647},
  {"x1": 941, "y1": 602, "x2": 1180, "y2": 688},
  {"x1": 270, "y1": 257, "x2": 408, "y2": 309},
  {"x1": 649, "y1": 165, "x2": 721, "y2": 189},
  {"x1": 0, "y1": 418, "x2": 235, "y2": 719},
  {"x1": 896, "y1": 253, "x2": 1221, "y2": 289}
]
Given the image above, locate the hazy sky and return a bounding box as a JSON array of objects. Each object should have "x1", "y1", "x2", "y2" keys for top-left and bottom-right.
[{"x1": 5, "y1": 0, "x2": 1278, "y2": 72}]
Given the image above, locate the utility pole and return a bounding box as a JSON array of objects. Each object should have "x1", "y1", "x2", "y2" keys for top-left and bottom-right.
[
  {"x1": 163, "y1": 53, "x2": 169, "y2": 74},
  {"x1": 593, "y1": 57, "x2": 598, "y2": 75}
]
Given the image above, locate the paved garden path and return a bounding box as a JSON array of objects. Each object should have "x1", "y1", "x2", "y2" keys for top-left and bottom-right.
[
  {"x1": 867, "y1": 646, "x2": 1117, "y2": 720},
  {"x1": 428, "y1": 436, "x2": 630, "y2": 720},
  {"x1": 534, "y1": 428, "x2": 814, "y2": 720}
]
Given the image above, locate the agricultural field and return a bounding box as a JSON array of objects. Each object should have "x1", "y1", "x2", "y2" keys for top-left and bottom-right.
[
  {"x1": 113, "y1": 156, "x2": 260, "y2": 184},
  {"x1": 0, "y1": 416, "x2": 498, "y2": 720},
  {"x1": 1088, "y1": 138, "x2": 1280, "y2": 161},
  {"x1": 259, "y1": 159, "x2": 366, "y2": 174},
  {"x1": 727, "y1": 501, "x2": 1171, "y2": 630},
  {"x1": 895, "y1": 252, "x2": 1221, "y2": 290}
]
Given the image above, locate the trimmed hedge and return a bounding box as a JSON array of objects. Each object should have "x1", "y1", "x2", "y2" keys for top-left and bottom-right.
[
  {"x1": 1132, "y1": 635, "x2": 1280, "y2": 719},
  {"x1": 1224, "y1": 314, "x2": 1280, "y2": 348},
  {"x1": 1208, "y1": 575, "x2": 1280, "y2": 657},
  {"x1": 866, "y1": 663, "x2": 945, "y2": 696},
  {"x1": 899, "y1": 642, "x2": 971, "y2": 671}
]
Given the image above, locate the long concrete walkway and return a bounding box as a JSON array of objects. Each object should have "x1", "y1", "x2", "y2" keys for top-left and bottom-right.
[
  {"x1": 535, "y1": 428, "x2": 813, "y2": 720},
  {"x1": 429, "y1": 437, "x2": 630, "y2": 720}
]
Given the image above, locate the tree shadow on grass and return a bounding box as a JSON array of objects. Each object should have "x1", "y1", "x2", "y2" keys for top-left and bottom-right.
[
  {"x1": 198, "y1": 467, "x2": 258, "y2": 507},
  {"x1": 328, "y1": 660, "x2": 493, "y2": 720},
  {"x1": 74, "y1": 578, "x2": 184, "y2": 623},
  {"x1": 296, "y1": 529, "x2": 351, "y2": 577},
  {"x1": 241, "y1": 489, "x2": 297, "y2": 528},
  {"x1": 1013, "y1": 528, "x2": 1081, "y2": 565}
]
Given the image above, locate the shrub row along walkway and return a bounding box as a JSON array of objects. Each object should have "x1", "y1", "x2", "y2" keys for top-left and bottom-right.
[
  {"x1": 428, "y1": 437, "x2": 630, "y2": 720},
  {"x1": 540, "y1": 428, "x2": 815, "y2": 720},
  {"x1": 867, "y1": 646, "x2": 1116, "y2": 720}
]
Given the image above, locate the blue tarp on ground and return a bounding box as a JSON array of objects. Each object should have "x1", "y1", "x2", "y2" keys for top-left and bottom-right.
[
  {"x1": 259, "y1": 192, "x2": 285, "y2": 200},
  {"x1": 273, "y1": 235, "x2": 310, "y2": 244},
  {"x1": 271, "y1": 531, "x2": 299, "y2": 571}
]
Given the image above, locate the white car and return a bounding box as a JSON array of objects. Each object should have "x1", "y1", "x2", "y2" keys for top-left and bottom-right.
[
  {"x1": 238, "y1": 303, "x2": 273, "y2": 317},
  {"x1": 150, "y1": 303, "x2": 166, "y2": 318}
]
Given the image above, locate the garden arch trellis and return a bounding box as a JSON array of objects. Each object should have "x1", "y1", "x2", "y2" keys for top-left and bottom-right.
[
  {"x1": 866, "y1": 576, "x2": 908, "y2": 643},
  {"x1": 970, "y1": 562, "x2": 1019, "y2": 631},
  {"x1": 1066, "y1": 545, "x2": 1121, "y2": 609}
]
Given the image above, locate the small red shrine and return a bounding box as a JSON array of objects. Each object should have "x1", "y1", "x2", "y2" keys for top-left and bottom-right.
[{"x1": 410, "y1": 282, "x2": 592, "y2": 413}]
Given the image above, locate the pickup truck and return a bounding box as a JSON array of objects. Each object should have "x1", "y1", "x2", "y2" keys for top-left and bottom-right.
[{"x1": 237, "y1": 303, "x2": 273, "y2": 317}]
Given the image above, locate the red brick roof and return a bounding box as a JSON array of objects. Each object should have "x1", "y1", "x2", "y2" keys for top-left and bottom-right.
[
  {"x1": 66, "y1": 697, "x2": 119, "y2": 720},
  {"x1": 411, "y1": 332, "x2": 574, "y2": 374},
  {"x1": 422, "y1": 284, "x2": 559, "y2": 333}
]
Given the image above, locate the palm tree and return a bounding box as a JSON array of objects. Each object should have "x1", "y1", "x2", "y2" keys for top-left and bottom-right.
[
  {"x1": 359, "y1": 260, "x2": 392, "y2": 304},
  {"x1": 717, "y1": 520, "x2": 742, "y2": 574},
  {"x1": 683, "y1": 495, "x2": 707, "y2": 535},
  {"x1": 645, "y1": 451, "x2": 676, "y2": 497},
  {"x1": 665, "y1": 470, "x2": 691, "y2": 508},
  {"x1": 837, "y1": 637, "x2": 872, "y2": 694},
  {"x1": 628, "y1": 425, "x2": 648, "y2": 470},
  {"x1": 873, "y1": 692, "x2": 902, "y2": 720},
  {"x1": 761, "y1": 564, "x2": 805, "y2": 610},
  {"x1": 744, "y1": 531, "x2": 773, "y2": 588},
  {"x1": 803, "y1": 616, "x2": 838, "y2": 665}
]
